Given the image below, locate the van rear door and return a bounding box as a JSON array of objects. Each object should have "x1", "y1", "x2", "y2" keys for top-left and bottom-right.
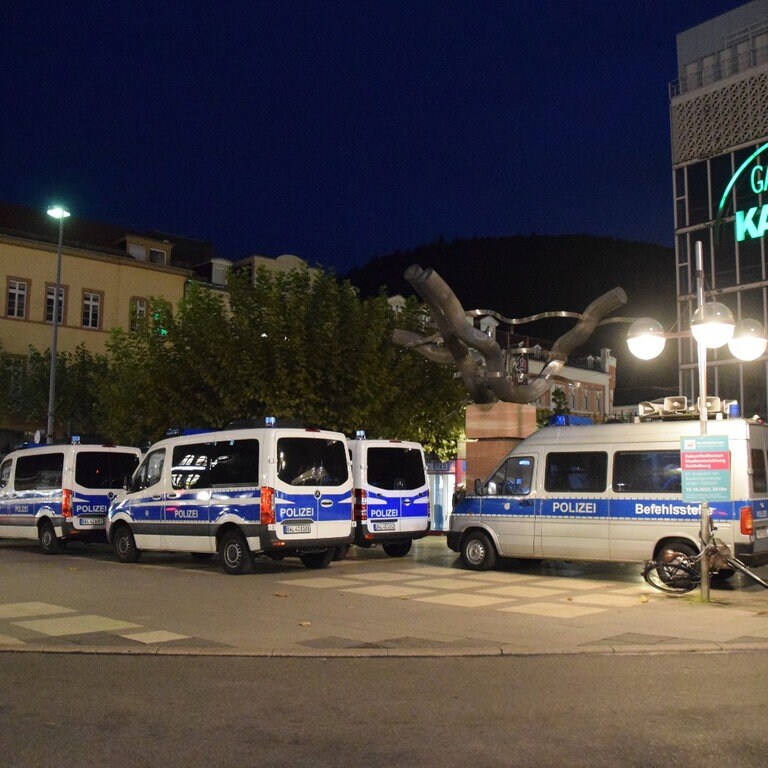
[
  {"x1": 363, "y1": 443, "x2": 429, "y2": 535},
  {"x1": 273, "y1": 433, "x2": 352, "y2": 542}
]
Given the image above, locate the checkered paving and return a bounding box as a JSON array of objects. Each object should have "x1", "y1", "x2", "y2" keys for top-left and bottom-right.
[
  {"x1": 279, "y1": 566, "x2": 656, "y2": 618},
  {"x1": 0, "y1": 601, "x2": 197, "y2": 648}
]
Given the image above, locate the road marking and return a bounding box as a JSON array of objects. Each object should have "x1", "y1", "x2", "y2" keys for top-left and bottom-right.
[
  {"x1": 414, "y1": 593, "x2": 513, "y2": 608},
  {"x1": 13, "y1": 615, "x2": 141, "y2": 636},
  {"x1": 569, "y1": 594, "x2": 645, "y2": 608},
  {"x1": 404, "y1": 577, "x2": 498, "y2": 590},
  {"x1": 0, "y1": 633, "x2": 24, "y2": 645},
  {"x1": 499, "y1": 602, "x2": 607, "y2": 618},
  {"x1": 353, "y1": 572, "x2": 423, "y2": 582},
  {"x1": 342, "y1": 584, "x2": 434, "y2": 598},
  {"x1": 480, "y1": 584, "x2": 566, "y2": 598},
  {"x1": 0, "y1": 602, "x2": 76, "y2": 619},
  {"x1": 279, "y1": 577, "x2": 362, "y2": 589},
  {"x1": 122, "y1": 630, "x2": 190, "y2": 644}
]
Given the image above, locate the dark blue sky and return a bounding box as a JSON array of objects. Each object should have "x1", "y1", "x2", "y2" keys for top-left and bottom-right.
[{"x1": 2, "y1": 1, "x2": 746, "y2": 271}]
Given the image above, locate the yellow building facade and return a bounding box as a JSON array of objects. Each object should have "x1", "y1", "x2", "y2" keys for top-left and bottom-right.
[{"x1": 1, "y1": 231, "x2": 191, "y2": 360}]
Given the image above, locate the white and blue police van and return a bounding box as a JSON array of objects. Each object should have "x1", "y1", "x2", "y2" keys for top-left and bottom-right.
[
  {"x1": 347, "y1": 432, "x2": 430, "y2": 557},
  {"x1": 448, "y1": 398, "x2": 768, "y2": 573},
  {"x1": 0, "y1": 441, "x2": 141, "y2": 553},
  {"x1": 106, "y1": 420, "x2": 354, "y2": 574}
]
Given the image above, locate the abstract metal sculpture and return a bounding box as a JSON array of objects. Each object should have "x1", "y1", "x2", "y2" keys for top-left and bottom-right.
[{"x1": 392, "y1": 264, "x2": 627, "y2": 404}]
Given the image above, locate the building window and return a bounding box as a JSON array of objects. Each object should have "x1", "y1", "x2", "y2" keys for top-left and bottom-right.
[
  {"x1": 45, "y1": 284, "x2": 66, "y2": 324},
  {"x1": 149, "y1": 248, "x2": 166, "y2": 265},
  {"x1": 6, "y1": 279, "x2": 27, "y2": 319},
  {"x1": 130, "y1": 297, "x2": 148, "y2": 332},
  {"x1": 82, "y1": 291, "x2": 102, "y2": 329}
]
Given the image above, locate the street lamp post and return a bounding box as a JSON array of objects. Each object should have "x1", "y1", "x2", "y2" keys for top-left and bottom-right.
[
  {"x1": 627, "y1": 240, "x2": 766, "y2": 601},
  {"x1": 46, "y1": 205, "x2": 70, "y2": 444}
]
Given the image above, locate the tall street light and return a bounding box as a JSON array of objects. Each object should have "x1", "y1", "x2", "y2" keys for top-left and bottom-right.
[
  {"x1": 46, "y1": 204, "x2": 70, "y2": 444},
  {"x1": 626, "y1": 240, "x2": 767, "y2": 601}
]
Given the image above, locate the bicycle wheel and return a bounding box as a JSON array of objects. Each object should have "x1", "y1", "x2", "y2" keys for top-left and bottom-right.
[{"x1": 642, "y1": 554, "x2": 699, "y2": 594}]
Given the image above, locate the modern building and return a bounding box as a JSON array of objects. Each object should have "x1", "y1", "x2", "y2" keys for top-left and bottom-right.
[{"x1": 671, "y1": 0, "x2": 768, "y2": 417}]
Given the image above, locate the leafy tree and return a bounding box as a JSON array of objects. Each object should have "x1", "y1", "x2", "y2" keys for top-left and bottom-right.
[{"x1": 0, "y1": 268, "x2": 466, "y2": 457}]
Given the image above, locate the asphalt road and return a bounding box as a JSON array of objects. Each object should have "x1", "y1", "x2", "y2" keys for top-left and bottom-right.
[{"x1": 2, "y1": 652, "x2": 767, "y2": 768}]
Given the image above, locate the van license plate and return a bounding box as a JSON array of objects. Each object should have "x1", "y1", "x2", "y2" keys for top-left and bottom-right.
[
  {"x1": 284, "y1": 524, "x2": 311, "y2": 534},
  {"x1": 374, "y1": 522, "x2": 396, "y2": 531},
  {"x1": 79, "y1": 517, "x2": 104, "y2": 527}
]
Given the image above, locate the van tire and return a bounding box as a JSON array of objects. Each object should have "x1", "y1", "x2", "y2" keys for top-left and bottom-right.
[
  {"x1": 300, "y1": 549, "x2": 334, "y2": 569},
  {"x1": 332, "y1": 545, "x2": 350, "y2": 561},
  {"x1": 382, "y1": 540, "x2": 412, "y2": 558},
  {"x1": 114, "y1": 525, "x2": 140, "y2": 563},
  {"x1": 38, "y1": 520, "x2": 61, "y2": 554},
  {"x1": 219, "y1": 529, "x2": 253, "y2": 575},
  {"x1": 461, "y1": 531, "x2": 497, "y2": 571}
]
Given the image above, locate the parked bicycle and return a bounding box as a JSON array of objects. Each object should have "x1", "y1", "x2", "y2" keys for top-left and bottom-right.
[{"x1": 642, "y1": 519, "x2": 768, "y2": 595}]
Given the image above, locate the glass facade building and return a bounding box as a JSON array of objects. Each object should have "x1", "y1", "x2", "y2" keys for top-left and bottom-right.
[{"x1": 671, "y1": 0, "x2": 768, "y2": 416}]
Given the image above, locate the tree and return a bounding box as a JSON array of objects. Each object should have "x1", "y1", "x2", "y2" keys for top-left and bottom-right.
[{"x1": 95, "y1": 269, "x2": 466, "y2": 457}]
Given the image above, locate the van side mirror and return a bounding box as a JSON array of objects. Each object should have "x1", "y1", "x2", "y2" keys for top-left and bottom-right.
[{"x1": 474, "y1": 478, "x2": 484, "y2": 496}]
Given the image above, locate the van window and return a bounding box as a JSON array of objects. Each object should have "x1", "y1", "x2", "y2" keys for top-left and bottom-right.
[
  {"x1": 277, "y1": 437, "x2": 348, "y2": 486},
  {"x1": 171, "y1": 439, "x2": 260, "y2": 489},
  {"x1": 366, "y1": 447, "x2": 425, "y2": 490},
  {"x1": 613, "y1": 450, "x2": 681, "y2": 493},
  {"x1": 751, "y1": 448, "x2": 767, "y2": 494},
  {"x1": 15, "y1": 452, "x2": 64, "y2": 491},
  {"x1": 75, "y1": 451, "x2": 140, "y2": 489},
  {"x1": 486, "y1": 456, "x2": 533, "y2": 496},
  {"x1": 133, "y1": 449, "x2": 165, "y2": 491},
  {"x1": 545, "y1": 452, "x2": 607, "y2": 492},
  {"x1": 0, "y1": 459, "x2": 10, "y2": 489}
]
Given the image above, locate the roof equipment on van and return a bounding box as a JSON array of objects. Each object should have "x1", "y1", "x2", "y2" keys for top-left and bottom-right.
[
  {"x1": 636, "y1": 396, "x2": 740, "y2": 422},
  {"x1": 71, "y1": 435, "x2": 81, "y2": 445},
  {"x1": 355, "y1": 429, "x2": 365, "y2": 440},
  {"x1": 265, "y1": 416, "x2": 276, "y2": 428}
]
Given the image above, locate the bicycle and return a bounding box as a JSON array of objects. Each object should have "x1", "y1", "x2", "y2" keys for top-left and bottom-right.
[{"x1": 642, "y1": 520, "x2": 768, "y2": 595}]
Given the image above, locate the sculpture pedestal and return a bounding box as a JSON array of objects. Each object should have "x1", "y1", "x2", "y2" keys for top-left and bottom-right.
[{"x1": 464, "y1": 402, "x2": 538, "y2": 484}]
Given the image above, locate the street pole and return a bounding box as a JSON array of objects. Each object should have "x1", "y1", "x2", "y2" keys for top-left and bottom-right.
[
  {"x1": 46, "y1": 206, "x2": 68, "y2": 444},
  {"x1": 695, "y1": 240, "x2": 711, "y2": 601}
]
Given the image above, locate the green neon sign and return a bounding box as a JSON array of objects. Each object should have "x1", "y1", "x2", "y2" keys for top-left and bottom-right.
[{"x1": 717, "y1": 142, "x2": 768, "y2": 242}]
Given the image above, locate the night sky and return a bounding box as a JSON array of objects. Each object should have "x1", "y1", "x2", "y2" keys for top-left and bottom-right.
[{"x1": 2, "y1": 1, "x2": 746, "y2": 272}]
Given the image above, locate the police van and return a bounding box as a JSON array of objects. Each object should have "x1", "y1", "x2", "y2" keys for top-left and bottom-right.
[
  {"x1": 448, "y1": 400, "x2": 768, "y2": 572},
  {"x1": 0, "y1": 441, "x2": 141, "y2": 553},
  {"x1": 347, "y1": 433, "x2": 430, "y2": 557},
  {"x1": 106, "y1": 421, "x2": 354, "y2": 574}
]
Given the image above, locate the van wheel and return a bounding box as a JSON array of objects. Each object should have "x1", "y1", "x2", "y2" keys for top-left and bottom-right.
[
  {"x1": 114, "y1": 525, "x2": 140, "y2": 563},
  {"x1": 655, "y1": 541, "x2": 698, "y2": 585},
  {"x1": 461, "y1": 531, "x2": 496, "y2": 571},
  {"x1": 300, "y1": 550, "x2": 334, "y2": 569},
  {"x1": 332, "y1": 545, "x2": 350, "y2": 561},
  {"x1": 382, "y1": 540, "x2": 412, "y2": 558},
  {"x1": 38, "y1": 520, "x2": 61, "y2": 554},
  {"x1": 219, "y1": 529, "x2": 253, "y2": 575}
]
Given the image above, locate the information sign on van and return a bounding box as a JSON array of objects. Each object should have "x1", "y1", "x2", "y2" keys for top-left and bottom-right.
[{"x1": 680, "y1": 435, "x2": 731, "y2": 503}]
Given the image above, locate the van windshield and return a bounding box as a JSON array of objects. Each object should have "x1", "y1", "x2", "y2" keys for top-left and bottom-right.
[
  {"x1": 366, "y1": 447, "x2": 426, "y2": 491},
  {"x1": 75, "y1": 452, "x2": 140, "y2": 489},
  {"x1": 277, "y1": 437, "x2": 349, "y2": 487}
]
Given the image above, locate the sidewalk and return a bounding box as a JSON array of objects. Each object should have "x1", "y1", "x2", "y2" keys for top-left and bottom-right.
[{"x1": 2, "y1": 537, "x2": 768, "y2": 657}]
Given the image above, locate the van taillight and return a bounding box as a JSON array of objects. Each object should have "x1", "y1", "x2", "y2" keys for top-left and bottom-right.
[
  {"x1": 354, "y1": 489, "x2": 367, "y2": 521},
  {"x1": 62, "y1": 489, "x2": 72, "y2": 519},
  {"x1": 261, "y1": 486, "x2": 275, "y2": 525},
  {"x1": 740, "y1": 506, "x2": 754, "y2": 536}
]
